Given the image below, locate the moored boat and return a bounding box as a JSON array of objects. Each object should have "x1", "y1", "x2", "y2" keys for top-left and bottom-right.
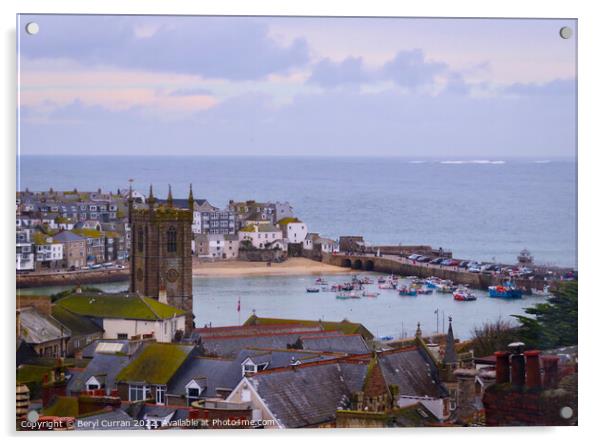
[
  {"x1": 362, "y1": 291, "x2": 379, "y2": 298},
  {"x1": 336, "y1": 291, "x2": 361, "y2": 300},
  {"x1": 399, "y1": 287, "x2": 418, "y2": 296},
  {"x1": 453, "y1": 288, "x2": 477, "y2": 301},
  {"x1": 306, "y1": 287, "x2": 320, "y2": 293},
  {"x1": 488, "y1": 283, "x2": 523, "y2": 299}
]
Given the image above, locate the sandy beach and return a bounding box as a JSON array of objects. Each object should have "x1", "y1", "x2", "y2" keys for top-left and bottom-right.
[{"x1": 192, "y1": 257, "x2": 352, "y2": 277}]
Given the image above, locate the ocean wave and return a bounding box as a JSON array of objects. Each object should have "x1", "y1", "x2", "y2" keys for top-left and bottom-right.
[
  {"x1": 439, "y1": 160, "x2": 506, "y2": 165},
  {"x1": 533, "y1": 160, "x2": 552, "y2": 164},
  {"x1": 408, "y1": 160, "x2": 427, "y2": 164}
]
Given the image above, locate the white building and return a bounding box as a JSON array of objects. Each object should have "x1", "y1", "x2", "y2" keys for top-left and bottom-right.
[
  {"x1": 278, "y1": 219, "x2": 308, "y2": 245},
  {"x1": 196, "y1": 234, "x2": 240, "y2": 260},
  {"x1": 55, "y1": 294, "x2": 186, "y2": 343},
  {"x1": 34, "y1": 234, "x2": 64, "y2": 268},
  {"x1": 239, "y1": 224, "x2": 284, "y2": 250},
  {"x1": 16, "y1": 228, "x2": 35, "y2": 271}
]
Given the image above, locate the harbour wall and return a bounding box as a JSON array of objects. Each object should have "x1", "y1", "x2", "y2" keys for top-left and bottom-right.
[
  {"x1": 16, "y1": 269, "x2": 129, "y2": 289},
  {"x1": 322, "y1": 254, "x2": 548, "y2": 291}
]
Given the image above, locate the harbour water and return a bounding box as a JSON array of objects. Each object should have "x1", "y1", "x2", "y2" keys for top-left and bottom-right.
[
  {"x1": 18, "y1": 155, "x2": 577, "y2": 267},
  {"x1": 17, "y1": 272, "x2": 542, "y2": 340}
]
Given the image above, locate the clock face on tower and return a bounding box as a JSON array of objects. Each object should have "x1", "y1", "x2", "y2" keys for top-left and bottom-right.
[{"x1": 166, "y1": 268, "x2": 180, "y2": 283}]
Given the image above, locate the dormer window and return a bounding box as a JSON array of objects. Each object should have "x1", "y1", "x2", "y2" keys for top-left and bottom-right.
[{"x1": 185, "y1": 380, "x2": 204, "y2": 406}]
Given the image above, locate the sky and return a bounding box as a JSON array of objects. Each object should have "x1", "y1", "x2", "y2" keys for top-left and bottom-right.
[{"x1": 18, "y1": 15, "x2": 576, "y2": 158}]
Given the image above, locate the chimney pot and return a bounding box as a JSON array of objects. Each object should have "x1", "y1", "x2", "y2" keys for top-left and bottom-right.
[
  {"x1": 541, "y1": 355, "x2": 560, "y2": 389},
  {"x1": 494, "y1": 351, "x2": 510, "y2": 384},
  {"x1": 511, "y1": 350, "x2": 526, "y2": 387},
  {"x1": 524, "y1": 350, "x2": 542, "y2": 389}
]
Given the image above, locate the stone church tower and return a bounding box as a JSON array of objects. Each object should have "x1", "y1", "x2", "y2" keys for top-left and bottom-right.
[{"x1": 129, "y1": 184, "x2": 194, "y2": 333}]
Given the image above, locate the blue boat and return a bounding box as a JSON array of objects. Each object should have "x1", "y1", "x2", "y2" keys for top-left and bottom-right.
[
  {"x1": 488, "y1": 283, "x2": 523, "y2": 299},
  {"x1": 399, "y1": 287, "x2": 418, "y2": 296}
]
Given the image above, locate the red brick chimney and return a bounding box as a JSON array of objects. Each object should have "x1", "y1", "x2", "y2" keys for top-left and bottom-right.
[
  {"x1": 495, "y1": 351, "x2": 510, "y2": 384},
  {"x1": 541, "y1": 355, "x2": 560, "y2": 389},
  {"x1": 525, "y1": 350, "x2": 542, "y2": 389},
  {"x1": 509, "y1": 342, "x2": 525, "y2": 387}
]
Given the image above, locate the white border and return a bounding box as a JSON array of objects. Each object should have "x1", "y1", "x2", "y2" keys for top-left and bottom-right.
[{"x1": 2, "y1": 1, "x2": 600, "y2": 444}]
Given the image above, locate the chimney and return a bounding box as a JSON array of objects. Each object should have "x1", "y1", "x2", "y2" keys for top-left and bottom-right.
[
  {"x1": 508, "y1": 342, "x2": 525, "y2": 387},
  {"x1": 158, "y1": 281, "x2": 167, "y2": 304},
  {"x1": 525, "y1": 350, "x2": 542, "y2": 389},
  {"x1": 494, "y1": 351, "x2": 510, "y2": 384},
  {"x1": 541, "y1": 355, "x2": 560, "y2": 389}
]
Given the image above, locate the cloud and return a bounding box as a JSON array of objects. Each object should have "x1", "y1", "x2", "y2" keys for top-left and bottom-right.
[
  {"x1": 307, "y1": 57, "x2": 372, "y2": 87},
  {"x1": 307, "y1": 49, "x2": 461, "y2": 92},
  {"x1": 19, "y1": 15, "x2": 310, "y2": 80},
  {"x1": 382, "y1": 49, "x2": 447, "y2": 88},
  {"x1": 19, "y1": 79, "x2": 575, "y2": 158},
  {"x1": 503, "y1": 78, "x2": 575, "y2": 96}
]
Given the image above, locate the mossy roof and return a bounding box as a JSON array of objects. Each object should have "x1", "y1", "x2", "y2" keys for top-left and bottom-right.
[
  {"x1": 32, "y1": 232, "x2": 51, "y2": 245},
  {"x1": 244, "y1": 315, "x2": 373, "y2": 338},
  {"x1": 115, "y1": 343, "x2": 194, "y2": 384},
  {"x1": 55, "y1": 294, "x2": 186, "y2": 321},
  {"x1": 72, "y1": 228, "x2": 105, "y2": 239},
  {"x1": 277, "y1": 217, "x2": 301, "y2": 225},
  {"x1": 17, "y1": 364, "x2": 53, "y2": 384},
  {"x1": 42, "y1": 396, "x2": 79, "y2": 417},
  {"x1": 51, "y1": 305, "x2": 103, "y2": 336}
]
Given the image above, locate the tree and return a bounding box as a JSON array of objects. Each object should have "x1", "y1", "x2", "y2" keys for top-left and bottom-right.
[
  {"x1": 470, "y1": 318, "x2": 519, "y2": 357},
  {"x1": 512, "y1": 281, "x2": 577, "y2": 349}
]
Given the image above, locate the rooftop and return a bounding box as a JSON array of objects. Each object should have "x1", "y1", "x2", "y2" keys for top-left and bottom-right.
[
  {"x1": 116, "y1": 343, "x2": 196, "y2": 385},
  {"x1": 244, "y1": 315, "x2": 374, "y2": 340},
  {"x1": 55, "y1": 293, "x2": 186, "y2": 321}
]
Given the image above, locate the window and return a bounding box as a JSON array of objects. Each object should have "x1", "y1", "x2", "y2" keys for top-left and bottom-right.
[
  {"x1": 117, "y1": 333, "x2": 128, "y2": 340},
  {"x1": 129, "y1": 385, "x2": 148, "y2": 402},
  {"x1": 137, "y1": 227, "x2": 144, "y2": 252},
  {"x1": 167, "y1": 226, "x2": 177, "y2": 253},
  {"x1": 156, "y1": 385, "x2": 166, "y2": 405},
  {"x1": 186, "y1": 386, "x2": 201, "y2": 406}
]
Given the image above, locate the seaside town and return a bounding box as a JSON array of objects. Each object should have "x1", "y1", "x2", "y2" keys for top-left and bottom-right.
[{"x1": 16, "y1": 186, "x2": 578, "y2": 429}]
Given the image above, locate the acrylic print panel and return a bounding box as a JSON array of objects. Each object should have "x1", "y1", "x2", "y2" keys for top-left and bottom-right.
[{"x1": 16, "y1": 14, "x2": 577, "y2": 430}]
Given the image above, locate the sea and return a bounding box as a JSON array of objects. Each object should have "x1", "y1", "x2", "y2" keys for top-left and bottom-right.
[{"x1": 17, "y1": 155, "x2": 577, "y2": 339}]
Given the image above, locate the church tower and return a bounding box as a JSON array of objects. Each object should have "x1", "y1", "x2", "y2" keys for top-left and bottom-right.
[{"x1": 130, "y1": 184, "x2": 194, "y2": 333}]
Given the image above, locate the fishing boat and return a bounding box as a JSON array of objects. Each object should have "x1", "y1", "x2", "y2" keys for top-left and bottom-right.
[
  {"x1": 453, "y1": 288, "x2": 477, "y2": 301},
  {"x1": 362, "y1": 291, "x2": 380, "y2": 298},
  {"x1": 377, "y1": 276, "x2": 387, "y2": 284},
  {"x1": 336, "y1": 291, "x2": 361, "y2": 300},
  {"x1": 416, "y1": 288, "x2": 433, "y2": 295},
  {"x1": 306, "y1": 287, "x2": 320, "y2": 293},
  {"x1": 399, "y1": 287, "x2": 418, "y2": 296},
  {"x1": 425, "y1": 278, "x2": 440, "y2": 289},
  {"x1": 315, "y1": 277, "x2": 328, "y2": 285},
  {"x1": 488, "y1": 283, "x2": 523, "y2": 299}
]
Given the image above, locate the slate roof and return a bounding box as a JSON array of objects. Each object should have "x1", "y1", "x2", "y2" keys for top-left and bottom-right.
[
  {"x1": 168, "y1": 357, "x2": 236, "y2": 398},
  {"x1": 378, "y1": 347, "x2": 448, "y2": 398},
  {"x1": 51, "y1": 305, "x2": 103, "y2": 336},
  {"x1": 193, "y1": 323, "x2": 324, "y2": 339},
  {"x1": 52, "y1": 231, "x2": 85, "y2": 243},
  {"x1": 67, "y1": 352, "x2": 132, "y2": 395},
  {"x1": 18, "y1": 306, "x2": 70, "y2": 345},
  {"x1": 82, "y1": 339, "x2": 139, "y2": 358},
  {"x1": 199, "y1": 331, "x2": 331, "y2": 358},
  {"x1": 247, "y1": 359, "x2": 368, "y2": 428},
  {"x1": 75, "y1": 409, "x2": 141, "y2": 430},
  {"x1": 243, "y1": 347, "x2": 448, "y2": 428},
  {"x1": 300, "y1": 334, "x2": 370, "y2": 354}
]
